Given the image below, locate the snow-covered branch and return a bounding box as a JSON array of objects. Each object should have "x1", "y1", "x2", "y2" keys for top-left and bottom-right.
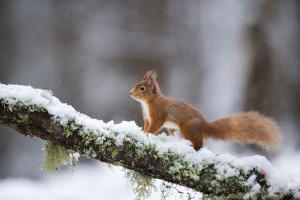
[{"x1": 0, "y1": 83, "x2": 299, "y2": 199}]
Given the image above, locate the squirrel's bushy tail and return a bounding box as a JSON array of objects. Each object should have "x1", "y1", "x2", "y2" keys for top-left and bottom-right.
[{"x1": 208, "y1": 112, "x2": 281, "y2": 150}]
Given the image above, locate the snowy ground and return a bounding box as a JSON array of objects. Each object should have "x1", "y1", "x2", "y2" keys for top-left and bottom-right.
[
  {"x1": 0, "y1": 163, "x2": 133, "y2": 200},
  {"x1": 0, "y1": 151, "x2": 299, "y2": 200}
]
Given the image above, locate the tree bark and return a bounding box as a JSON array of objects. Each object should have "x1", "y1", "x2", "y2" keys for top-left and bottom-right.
[{"x1": 0, "y1": 85, "x2": 298, "y2": 199}]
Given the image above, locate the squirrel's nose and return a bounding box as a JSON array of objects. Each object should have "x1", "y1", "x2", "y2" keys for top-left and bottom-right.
[{"x1": 129, "y1": 90, "x2": 133, "y2": 96}]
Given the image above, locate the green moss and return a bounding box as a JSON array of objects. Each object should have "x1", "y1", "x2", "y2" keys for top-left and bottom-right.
[
  {"x1": 83, "y1": 147, "x2": 97, "y2": 158},
  {"x1": 18, "y1": 114, "x2": 30, "y2": 126},
  {"x1": 1, "y1": 100, "x2": 46, "y2": 113},
  {"x1": 27, "y1": 104, "x2": 46, "y2": 112},
  {"x1": 155, "y1": 152, "x2": 202, "y2": 184},
  {"x1": 111, "y1": 149, "x2": 118, "y2": 159},
  {"x1": 63, "y1": 122, "x2": 80, "y2": 137},
  {"x1": 124, "y1": 170, "x2": 156, "y2": 200},
  {"x1": 63, "y1": 125, "x2": 73, "y2": 137},
  {"x1": 42, "y1": 141, "x2": 77, "y2": 172}
]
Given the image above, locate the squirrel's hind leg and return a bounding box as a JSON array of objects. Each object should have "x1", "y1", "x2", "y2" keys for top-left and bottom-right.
[{"x1": 180, "y1": 120, "x2": 204, "y2": 151}]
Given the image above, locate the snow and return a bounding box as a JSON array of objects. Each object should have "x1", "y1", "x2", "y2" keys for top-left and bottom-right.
[
  {"x1": 0, "y1": 164, "x2": 134, "y2": 200},
  {"x1": 0, "y1": 83, "x2": 299, "y2": 198},
  {"x1": 244, "y1": 182, "x2": 261, "y2": 200}
]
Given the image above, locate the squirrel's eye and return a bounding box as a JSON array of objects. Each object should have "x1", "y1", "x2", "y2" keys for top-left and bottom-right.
[{"x1": 139, "y1": 86, "x2": 146, "y2": 91}]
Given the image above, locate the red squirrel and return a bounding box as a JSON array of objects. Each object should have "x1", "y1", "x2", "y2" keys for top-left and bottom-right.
[{"x1": 129, "y1": 71, "x2": 281, "y2": 150}]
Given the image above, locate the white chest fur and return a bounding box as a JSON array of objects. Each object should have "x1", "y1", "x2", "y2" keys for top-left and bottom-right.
[{"x1": 139, "y1": 101, "x2": 150, "y2": 120}]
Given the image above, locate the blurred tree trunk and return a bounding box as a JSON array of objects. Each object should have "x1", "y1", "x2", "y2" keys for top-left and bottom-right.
[
  {"x1": 242, "y1": 0, "x2": 281, "y2": 155},
  {"x1": 0, "y1": 0, "x2": 15, "y2": 178},
  {"x1": 244, "y1": 0, "x2": 280, "y2": 118},
  {"x1": 292, "y1": 0, "x2": 300, "y2": 147},
  {"x1": 0, "y1": 1, "x2": 14, "y2": 81}
]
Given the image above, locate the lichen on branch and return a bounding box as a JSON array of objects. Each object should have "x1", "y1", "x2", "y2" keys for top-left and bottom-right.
[
  {"x1": 0, "y1": 83, "x2": 299, "y2": 200},
  {"x1": 124, "y1": 170, "x2": 156, "y2": 200},
  {"x1": 42, "y1": 141, "x2": 79, "y2": 172}
]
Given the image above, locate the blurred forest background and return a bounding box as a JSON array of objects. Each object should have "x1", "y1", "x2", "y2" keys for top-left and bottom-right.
[{"x1": 0, "y1": 0, "x2": 300, "y2": 187}]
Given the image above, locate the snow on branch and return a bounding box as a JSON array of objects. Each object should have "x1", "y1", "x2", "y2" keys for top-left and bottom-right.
[{"x1": 0, "y1": 83, "x2": 299, "y2": 199}]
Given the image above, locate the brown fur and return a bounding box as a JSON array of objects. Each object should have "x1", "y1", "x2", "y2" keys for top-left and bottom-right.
[
  {"x1": 129, "y1": 71, "x2": 281, "y2": 151},
  {"x1": 209, "y1": 112, "x2": 280, "y2": 150}
]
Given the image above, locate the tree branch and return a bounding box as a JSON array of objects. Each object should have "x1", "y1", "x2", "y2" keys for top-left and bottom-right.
[{"x1": 0, "y1": 84, "x2": 299, "y2": 199}]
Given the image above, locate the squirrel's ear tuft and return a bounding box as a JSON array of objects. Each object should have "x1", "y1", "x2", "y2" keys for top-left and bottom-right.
[{"x1": 143, "y1": 70, "x2": 158, "y2": 81}]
